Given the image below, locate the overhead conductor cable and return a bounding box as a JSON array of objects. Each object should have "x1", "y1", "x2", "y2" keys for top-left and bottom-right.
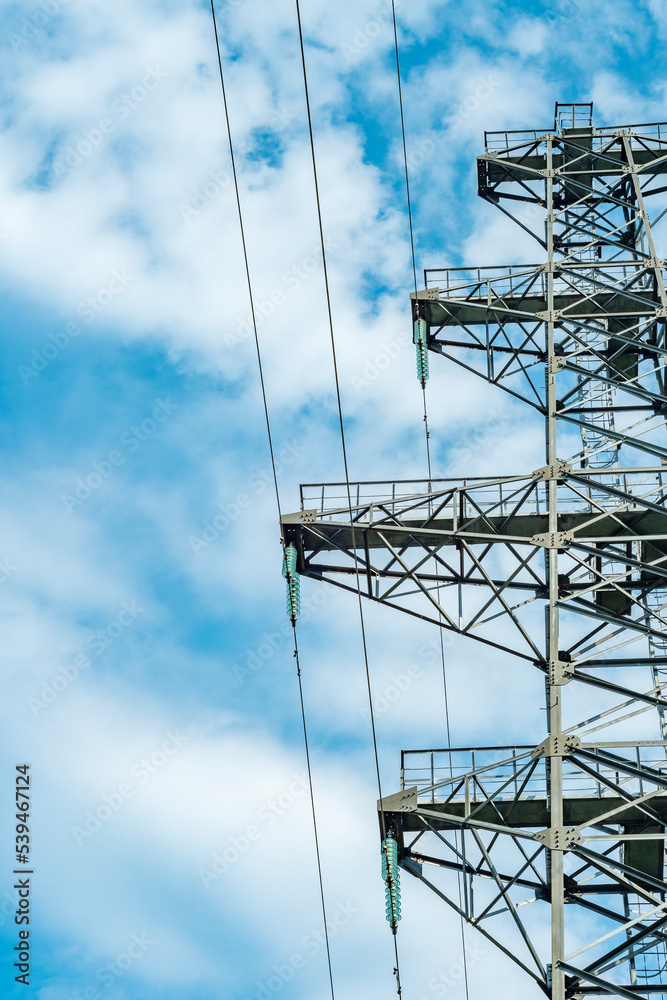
[
  {"x1": 295, "y1": 0, "x2": 403, "y2": 993},
  {"x1": 390, "y1": 4, "x2": 470, "y2": 998},
  {"x1": 208, "y1": 5, "x2": 335, "y2": 998}
]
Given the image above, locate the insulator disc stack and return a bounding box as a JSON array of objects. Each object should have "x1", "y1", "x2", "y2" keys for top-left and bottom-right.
[
  {"x1": 381, "y1": 836, "x2": 402, "y2": 931},
  {"x1": 282, "y1": 543, "x2": 300, "y2": 622}
]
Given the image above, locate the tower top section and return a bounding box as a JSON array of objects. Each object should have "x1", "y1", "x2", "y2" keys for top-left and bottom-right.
[
  {"x1": 480, "y1": 100, "x2": 667, "y2": 158},
  {"x1": 477, "y1": 102, "x2": 667, "y2": 252},
  {"x1": 554, "y1": 101, "x2": 593, "y2": 132}
]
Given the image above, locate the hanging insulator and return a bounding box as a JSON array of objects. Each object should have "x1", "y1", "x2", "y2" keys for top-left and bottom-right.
[
  {"x1": 416, "y1": 341, "x2": 429, "y2": 383},
  {"x1": 282, "y1": 544, "x2": 300, "y2": 622},
  {"x1": 414, "y1": 318, "x2": 429, "y2": 384},
  {"x1": 381, "y1": 837, "x2": 402, "y2": 930}
]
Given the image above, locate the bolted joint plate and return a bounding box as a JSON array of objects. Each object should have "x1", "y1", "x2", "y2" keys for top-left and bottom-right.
[
  {"x1": 532, "y1": 530, "x2": 572, "y2": 549},
  {"x1": 535, "y1": 309, "x2": 563, "y2": 322},
  {"x1": 534, "y1": 827, "x2": 583, "y2": 851},
  {"x1": 532, "y1": 460, "x2": 571, "y2": 481},
  {"x1": 281, "y1": 509, "x2": 317, "y2": 524},
  {"x1": 549, "y1": 659, "x2": 574, "y2": 686},
  {"x1": 379, "y1": 786, "x2": 418, "y2": 813},
  {"x1": 532, "y1": 734, "x2": 581, "y2": 759}
]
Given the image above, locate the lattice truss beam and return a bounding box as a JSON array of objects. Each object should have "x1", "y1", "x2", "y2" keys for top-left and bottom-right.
[
  {"x1": 284, "y1": 471, "x2": 667, "y2": 710},
  {"x1": 385, "y1": 741, "x2": 667, "y2": 998},
  {"x1": 283, "y1": 106, "x2": 667, "y2": 999}
]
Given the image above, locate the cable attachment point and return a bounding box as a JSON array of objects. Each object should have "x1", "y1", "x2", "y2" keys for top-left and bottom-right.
[
  {"x1": 282, "y1": 544, "x2": 300, "y2": 622},
  {"x1": 414, "y1": 318, "x2": 430, "y2": 384},
  {"x1": 381, "y1": 837, "x2": 402, "y2": 931}
]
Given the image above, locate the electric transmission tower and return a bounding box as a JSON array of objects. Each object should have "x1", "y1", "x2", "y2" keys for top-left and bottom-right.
[{"x1": 282, "y1": 103, "x2": 667, "y2": 1000}]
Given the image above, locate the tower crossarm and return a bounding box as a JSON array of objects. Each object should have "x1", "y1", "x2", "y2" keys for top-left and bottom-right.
[
  {"x1": 380, "y1": 743, "x2": 667, "y2": 995},
  {"x1": 282, "y1": 468, "x2": 667, "y2": 702}
]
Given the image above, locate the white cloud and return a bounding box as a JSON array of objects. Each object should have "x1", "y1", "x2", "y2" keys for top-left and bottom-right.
[
  {"x1": 507, "y1": 19, "x2": 548, "y2": 57},
  {"x1": 3, "y1": 2, "x2": 667, "y2": 997}
]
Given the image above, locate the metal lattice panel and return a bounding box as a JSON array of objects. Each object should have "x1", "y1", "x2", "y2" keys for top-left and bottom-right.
[{"x1": 283, "y1": 104, "x2": 667, "y2": 1000}]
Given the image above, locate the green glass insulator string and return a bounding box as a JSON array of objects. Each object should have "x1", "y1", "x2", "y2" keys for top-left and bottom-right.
[
  {"x1": 414, "y1": 317, "x2": 429, "y2": 384},
  {"x1": 282, "y1": 543, "x2": 300, "y2": 622},
  {"x1": 381, "y1": 837, "x2": 402, "y2": 931}
]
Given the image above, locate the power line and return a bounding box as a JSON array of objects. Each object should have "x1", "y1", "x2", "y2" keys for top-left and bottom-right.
[
  {"x1": 291, "y1": 626, "x2": 336, "y2": 1000},
  {"x1": 440, "y1": 625, "x2": 471, "y2": 1000},
  {"x1": 294, "y1": 1, "x2": 403, "y2": 993},
  {"x1": 390, "y1": 8, "x2": 470, "y2": 1000},
  {"x1": 208, "y1": 0, "x2": 281, "y2": 520},
  {"x1": 208, "y1": 5, "x2": 335, "y2": 998},
  {"x1": 390, "y1": 0, "x2": 432, "y2": 483}
]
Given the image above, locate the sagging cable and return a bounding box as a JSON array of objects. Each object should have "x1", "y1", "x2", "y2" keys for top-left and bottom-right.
[{"x1": 208, "y1": 5, "x2": 335, "y2": 998}]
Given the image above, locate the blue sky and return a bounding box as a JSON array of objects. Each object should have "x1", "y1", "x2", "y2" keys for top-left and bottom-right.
[{"x1": 2, "y1": 0, "x2": 667, "y2": 997}]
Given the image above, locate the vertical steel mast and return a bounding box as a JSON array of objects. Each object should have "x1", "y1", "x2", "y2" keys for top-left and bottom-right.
[{"x1": 282, "y1": 104, "x2": 667, "y2": 999}]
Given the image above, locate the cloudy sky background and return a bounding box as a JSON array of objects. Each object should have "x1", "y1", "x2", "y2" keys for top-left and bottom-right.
[{"x1": 1, "y1": 0, "x2": 667, "y2": 997}]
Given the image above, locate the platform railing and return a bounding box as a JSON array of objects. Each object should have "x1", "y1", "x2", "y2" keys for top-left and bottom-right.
[
  {"x1": 422, "y1": 262, "x2": 655, "y2": 298},
  {"x1": 483, "y1": 122, "x2": 667, "y2": 153},
  {"x1": 299, "y1": 471, "x2": 667, "y2": 521},
  {"x1": 400, "y1": 745, "x2": 667, "y2": 806}
]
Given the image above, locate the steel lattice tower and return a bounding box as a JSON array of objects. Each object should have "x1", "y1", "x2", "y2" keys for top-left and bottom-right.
[{"x1": 282, "y1": 104, "x2": 667, "y2": 1000}]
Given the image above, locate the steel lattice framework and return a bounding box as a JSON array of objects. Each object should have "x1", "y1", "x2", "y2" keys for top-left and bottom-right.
[{"x1": 282, "y1": 104, "x2": 667, "y2": 1000}]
